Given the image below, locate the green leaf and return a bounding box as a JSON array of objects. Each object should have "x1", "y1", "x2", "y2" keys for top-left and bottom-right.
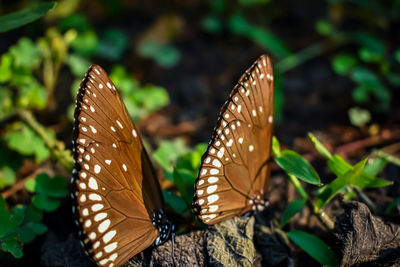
[
  {"x1": 0, "y1": 166, "x2": 16, "y2": 189},
  {"x1": 348, "y1": 107, "x2": 371, "y2": 127},
  {"x1": 332, "y1": 54, "x2": 357, "y2": 75},
  {"x1": 153, "y1": 139, "x2": 190, "y2": 174},
  {"x1": 109, "y1": 65, "x2": 138, "y2": 95},
  {"x1": 272, "y1": 136, "x2": 281, "y2": 157},
  {"x1": 5, "y1": 123, "x2": 50, "y2": 162},
  {"x1": 173, "y1": 168, "x2": 195, "y2": 207},
  {"x1": 58, "y1": 13, "x2": 92, "y2": 32},
  {"x1": 354, "y1": 32, "x2": 384, "y2": 57},
  {"x1": 25, "y1": 178, "x2": 36, "y2": 193},
  {"x1": 0, "y1": 2, "x2": 56, "y2": 33},
  {"x1": 67, "y1": 53, "x2": 91, "y2": 77},
  {"x1": 96, "y1": 28, "x2": 128, "y2": 61},
  {"x1": 275, "y1": 150, "x2": 321, "y2": 185},
  {"x1": 34, "y1": 173, "x2": 68, "y2": 198},
  {"x1": 137, "y1": 41, "x2": 181, "y2": 68},
  {"x1": 0, "y1": 54, "x2": 12, "y2": 82},
  {"x1": 162, "y1": 190, "x2": 187, "y2": 215},
  {"x1": 32, "y1": 194, "x2": 60, "y2": 212},
  {"x1": 364, "y1": 157, "x2": 387, "y2": 176},
  {"x1": 315, "y1": 159, "x2": 367, "y2": 210},
  {"x1": 0, "y1": 201, "x2": 24, "y2": 238},
  {"x1": 228, "y1": 13, "x2": 291, "y2": 58},
  {"x1": 315, "y1": 20, "x2": 333, "y2": 36},
  {"x1": 358, "y1": 47, "x2": 382, "y2": 63},
  {"x1": 326, "y1": 154, "x2": 391, "y2": 189},
  {"x1": 351, "y1": 67, "x2": 379, "y2": 85},
  {"x1": 202, "y1": 15, "x2": 223, "y2": 34},
  {"x1": 287, "y1": 230, "x2": 338, "y2": 266},
  {"x1": 70, "y1": 30, "x2": 99, "y2": 57},
  {"x1": 308, "y1": 133, "x2": 332, "y2": 159},
  {"x1": 1, "y1": 235, "x2": 23, "y2": 258},
  {"x1": 9, "y1": 38, "x2": 40, "y2": 68},
  {"x1": 280, "y1": 199, "x2": 306, "y2": 227}
]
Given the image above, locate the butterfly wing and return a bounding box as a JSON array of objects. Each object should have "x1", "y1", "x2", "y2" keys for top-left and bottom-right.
[
  {"x1": 193, "y1": 55, "x2": 274, "y2": 224},
  {"x1": 71, "y1": 65, "x2": 170, "y2": 266}
]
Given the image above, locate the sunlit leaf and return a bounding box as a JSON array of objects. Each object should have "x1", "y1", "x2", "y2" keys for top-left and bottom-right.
[
  {"x1": 308, "y1": 133, "x2": 332, "y2": 159},
  {"x1": 275, "y1": 150, "x2": 321, "y2": 185}
]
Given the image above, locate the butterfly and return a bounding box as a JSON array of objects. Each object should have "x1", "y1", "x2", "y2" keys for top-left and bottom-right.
[
  {"x1": 71, "y1": 65, "x2": 173, "y2": 267},
  {"x1": 192, "y1": 54, "x2": 274, "y2": 224}
]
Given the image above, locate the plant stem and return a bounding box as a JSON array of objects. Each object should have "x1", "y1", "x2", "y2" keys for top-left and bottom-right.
[
  {"x1": 374, "y1": 149, "x2": 400, "y2": 167},
  {"x1": 16, "y1": 109, "x2": 73, "y2": 171},
  {"x1": 288, "y1": 174, "x2": 335, "y2": 231},
  {"x1": 276, "y1": 33, "x2": 350, "y2": 73}
]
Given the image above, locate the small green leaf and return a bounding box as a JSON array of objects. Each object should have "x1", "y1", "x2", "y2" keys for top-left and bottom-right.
[
  {"x1": 96, "y1": 28, "x2": 128, "y2": 61},
  {"x1": 9, "y1": 38, "x2": 40, "y2": 68},
  {"x1": 326, "y1": 154, "x2": 391, "y2": 189},
  {"x1": 332, "y1": 54, "x2": 357, "y2": 75},
  {"x1": 364, "y1": 157, "x2": 387, "y2": 176},
  {"x1": 153, "y1": 139, "x2": 190, "y2": 174},
  {"x1": 67, "y1": 53, "x2": 91, "y2": 77},
  {"x1": 5, "y1": 123, "x2": 50, "y2": 162},
  {"x1": 348, "y1": 107, "x2": 371, "y2": 127},
  {"x1": 32, "y1": 194, "x2": 60, "y2": 212},
  {"x1": 315, "y1": 159, "x2": 367, "y2": 210},
  {"x1": 0, "y1": 166, "x2": 16, "y2": 189},
  {"x1": 358, "y1": 47, "x2": 382, "y2": 62},
  {"x1": 70, "y1": 30, "x2": 99, "y2": 57},
  {"x1": 162, "y1": 190, "x2": 187, "y2": 215},
  {"x1": 35, "y1": 173, "x2": 68, "y2": 198},
  {"x1": 287, "y1": 230, "x2": 338, "y2": 266},
  {"x1": 308, "y1": 133, "x2": 332, "y2": 159},
  {"x1": 173, "y1": 168, "x2": 195, "y2": 207},
  {"x1": 202, "y1": 15, "x2": 223, "y2": 34},
  {"x1": 0, "y1": 54, "x2": 12, "y2": 82},
  {"x1": 280, "y1": 199, "x2": 306, "y2": 227},
  {"x1": 315, "y1": 20, "x2": 333, "y2": 36},
  {"x1": 275, "y1": 150, "x2": 321, "y2": 185},
  {"x1": 1, "y1": 235, "x2": 23, "y2": 258},
  {"x1": 0, "y1": 2, "x2": 56, "y2": 33},
  {"x1": 25, "y1": 178, "x2": 36, "y2": 193}
]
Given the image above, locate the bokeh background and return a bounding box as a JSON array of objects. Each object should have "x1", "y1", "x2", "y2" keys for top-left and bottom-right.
[{"x1": 0, "y1": 0, "x2": 399, "y2": 266}]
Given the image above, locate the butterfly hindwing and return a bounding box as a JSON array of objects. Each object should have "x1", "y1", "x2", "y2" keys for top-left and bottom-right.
[
  {"x1": 193, "y1": 55, "x2": 274, "y2": 224},
  {"x1": 71, "y1": 65, "x2": 170, "y2": 266}
]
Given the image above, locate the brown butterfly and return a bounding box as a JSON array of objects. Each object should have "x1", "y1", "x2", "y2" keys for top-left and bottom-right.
[
  {"x1": 192, "y1": 55, "x2": 274, "y2": 224},
  {"x1": 71, "y1": 65, "x2": 173, "y2": 267}
]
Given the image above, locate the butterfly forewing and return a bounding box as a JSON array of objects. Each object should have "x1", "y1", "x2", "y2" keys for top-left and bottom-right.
[
  {"x1": 71, "y1": 65, "x2": 170, "y2": 266},
  {"x1": 193, "y1": 55, "x2": 274, "y2": 224}
]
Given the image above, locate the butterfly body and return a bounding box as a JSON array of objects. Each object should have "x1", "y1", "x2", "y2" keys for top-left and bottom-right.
[
  {"x1": 71, "y1": 65, "x2": 172, "y2": 266},
  {"x1": 193, "y1": 55, "x2": 274, "y2": 224}
]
